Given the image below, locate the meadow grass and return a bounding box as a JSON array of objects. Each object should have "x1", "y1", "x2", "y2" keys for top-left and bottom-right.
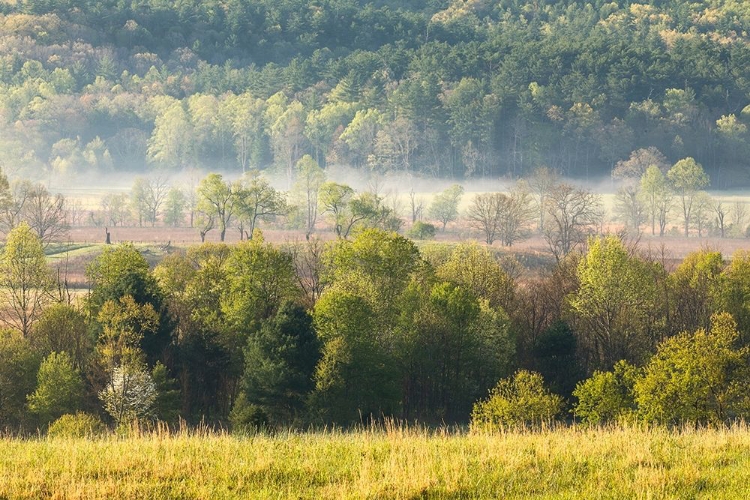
[{"x1": 1, "y1": 424, "x2": 749, "y2": 499}]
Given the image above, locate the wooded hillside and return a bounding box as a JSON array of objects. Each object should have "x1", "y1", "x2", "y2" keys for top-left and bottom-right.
[{"x1": 1, "y1": 1, "x2": 749, "y2": 185}]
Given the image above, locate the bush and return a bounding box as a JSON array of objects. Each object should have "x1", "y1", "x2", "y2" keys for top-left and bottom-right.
[
  {"x1": 48, "y1": 412, "x2": 107, "y2": 438},
  {"x1": 573, "y1": 360, "x2": 638, "y2": 425},
  {"x1": 471, "y1": 370, "x2": 563, "y2": 431},
  {"x1": 229, "y1": 393, "x2": 269, "y2": 433},
  {"x1": 407, "y1": 221, "x2": 436, "y2": 240}
]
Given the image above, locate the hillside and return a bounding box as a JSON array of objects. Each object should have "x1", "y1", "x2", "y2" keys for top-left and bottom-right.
[{"x1": 0, "y1": 1, "x2": 749, "y2": 185}]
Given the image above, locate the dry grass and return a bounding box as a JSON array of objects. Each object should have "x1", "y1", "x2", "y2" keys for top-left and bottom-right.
[{"x1": 1, "y1": 424, "x2": 749, "y2": 498}]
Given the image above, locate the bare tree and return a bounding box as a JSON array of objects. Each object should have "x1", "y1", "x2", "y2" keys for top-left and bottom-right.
[
  {"x1": 467, "y1": 190, "x2": 534, "y2": 246},
  {"x1": 0, "y1": 180, "x2": 32, "y2": 234},
  {"x1": 23, "y1": 185, "x2": 69, "y2": 245},
  {"x1": 713, "y1": 199, "x2": 729, "y2": 238},
  {"x1": 543, "y1": 183, "x2": 602, "y2": 261},
  {"x1": 731, "y1": 201, "x2": 748, "y2": 236},
  {"x1": 614, "y1": 184, "x2": 646, "y2": 232},
  {"x1": 528, "y1": 166, "x2": 558, "y2": 232},
  {"x1": 131, "y1": 176, "x2": 170, "y2": 227},
  {"x1": 287, "y1": 237, "x2": 328, "y2": 307},
  {"x1": 408, "y1": 189, "x2": 424, "y2": 223}
]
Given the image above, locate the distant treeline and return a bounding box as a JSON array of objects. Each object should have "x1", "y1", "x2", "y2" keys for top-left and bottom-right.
[{"x1": 1, "y1": 1, "x2": 750, "y2": 185}]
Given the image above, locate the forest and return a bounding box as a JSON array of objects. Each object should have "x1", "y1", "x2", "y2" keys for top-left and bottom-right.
[{"x1": 0, "y1": 0, "x2": 750, "y2": 186}]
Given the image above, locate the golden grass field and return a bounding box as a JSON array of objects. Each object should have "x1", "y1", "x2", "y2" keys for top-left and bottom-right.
[{"x1": 1, "y1": 424, "x2": 750, "y2": 499}]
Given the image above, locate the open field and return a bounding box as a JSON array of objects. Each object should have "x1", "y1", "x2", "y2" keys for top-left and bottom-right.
[{"x1": 1, "y1": 425, "x2": 749, "y2": 499}]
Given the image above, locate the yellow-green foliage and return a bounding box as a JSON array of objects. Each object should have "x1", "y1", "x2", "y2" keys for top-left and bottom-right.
[
  {"x1": 2, "y1": 425, "x2": 750, "y2": 498},
  {"x1": 471, "y1": 370, "x2": 563, "y2": 430}
]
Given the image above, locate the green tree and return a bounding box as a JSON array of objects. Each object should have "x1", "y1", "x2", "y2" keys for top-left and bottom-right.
[
  {"x1": 163, "y1": 187, "x2": 186, "y2": 227},
  {"x1": 667, "y1": 157, "x2": 709, "y2": 237},
  {"x1": 292, "y1": 155, "x2": 326, "y2": 235},
  {"x1": 196, "y1": 173, "x2": 237, "y2": 242},
  {"x1": 572, "y1": 360, "x2": 638, "y2": 424},
  {"x1": 639, "y1": 165, "x2": 673, "y2": 236},
  {"x1": 26, "y1": 351, "x2": 84, "y2": 426},
  {"x1": 569, "y1": 236, "x2": 661, "y2": 370},
  {"x1": 29, "y1": 304, "x2": 91, "y2": 370},
  {"x1": 471, "y1": 370, "x2": 563, "y2": 430},
  {"x1": 235, "y1": 172, "x2": 286, "y2": 239},
  {"x1": 312, "y1": 291, "x2": 398, "y2": 423},
  {"x1": 221, "y1": 236, "x2": 299, "y2": 338},
  {"x1": 428, "y1": 184, "x2": 464, "y2": 231},
  {"x1": 240, "y1": 301, "x2": 320, "y2": 425},
  {"x1": 635, "y1": 313, "x2": 750, "y2": 424},
  {"x1": 0, "y1": 330, "x2": 39, "y2": 427},
  {"x1": 0, "y1": 222, "x2": 54, "y2": 337}
]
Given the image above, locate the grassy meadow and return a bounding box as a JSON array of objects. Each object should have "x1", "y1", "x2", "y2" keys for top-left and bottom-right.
[{"x1": 1, "y1": 425, "x2": 750, "y2": 499}]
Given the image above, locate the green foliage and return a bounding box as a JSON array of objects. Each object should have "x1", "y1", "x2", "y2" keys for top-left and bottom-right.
[
  {"x1": 0, "y1": 222, "x2": 54, "y2": 336},
  {"x1": 312, "y1": 291, "x2": 398, "y2": 423},
  {"x1": 151, "y1": 362, "x2": 181, "y2": 424},
  {"x1": 427, "y1": 184, "x2": 464, "y2": 231},
  {"x1": 471, "y1": 370, "x2": 563, "y2": 430},
  {"x1": 573, "y1": 361, "x2": 638, "y2": 425},
  {"x1": 46, "y1": 412, "x2": 107, "y2": 438},
  {"x1": 229, "y1": 393, "x2": 269, "y2": 434},
  {"x1": 0, "y1": 329, "x2": 39, "y2": 427},
  {"x1": 27, "y1": 352, "x2": 84, "y2": 427},
  {"x1": 531, "y1": 321, "x2": 582, "y2": 398},
  {"x1": 29, "y1": 304, "x2": 91, "y2": 370},
  {"x1": 240, "y1": 301, "x2": 320, "y2": 426},
  {"x1": 436, "y1": 243, "x2": 514, "y2": 310},
  {"x1": 569, "y1": 236, "x2": 661, "y2": 369},
  {"x1": 634, "y1": 313, "x2": 750, "y2": 424},
  {"x1": 407, "y1": 221, "x2": 436, "y2": 240},
  {"x1": 221, "y1": 238, "x2": 299, "y2": 336}
]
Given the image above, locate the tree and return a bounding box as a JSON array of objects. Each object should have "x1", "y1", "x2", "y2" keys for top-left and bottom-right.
[
  {"x1": 543, "y1": 184, "x2": 602, "y2": 261},
  {"x1": 147, "y1": 101, "x2": 193, "y2": 169},
  {"x1": 22, "y1": 184, "x2": 68, "y2": 245},
  {"x1": 569, "y1": 236, "x2": 661, "y2": 370},
  {"x1": 635, "y1": 313, "x2": 750, "y2": 424},
  {"x1": 312, "y1": 291, "x2": 398, "y2": 423},
  {"x1": 667, "y1": 157, "x2": 709, "y2": 237},
  {"x1": 197, "y1": 173, "x2": 237, "y2": 242},
  {"x1": 572, "y1": 360, "x2": 638, "y2": 424},
  {"x1": 467, "y1": 190, "x2": 534, "y2": 246},
  {"x1": 163, "y1": 187, "x2": 186, "y2": 227},
  {"x1": 27, "y1": 351, "x2": 84, "y2": 426},
  {"x1": 0, "y1": 223, "x2": 54, "y2": 337},
  {"x1": 97, "y1": 295, "x2": 160, "y2": 372},
  {"x1": 471, "y1": 370, "x2": 563, "y2": 430},
  {"x1": 29, "y1": 304, "x2": 90, "y2": 370},
  {"x1": 614, "y1": 184, "x2": 645, "y2": 232},
  {"x1": 436, "y1": 243, "x2": 515, "y2": 310},
  {"x1": 86, "y1": 244, "x2": 168, "y2": 365},
  {"x1": 221, "y1": 236, "x2": 300, "y2": 337},
  {"x1": 638, "y1": 165, "x2": 673, "y2": 236},
  {"x1": 0, "y1": 330, "x2": 39, "y2": 427},
  {"x1": 131, "y1": 176, "x2": 169, "y2": 227},
  {"x1": 99, "y1": 364, "x2": 157, "y2": 425},
  {"x1": 318, "y1": 182, "x2": 354, "y2": 237},
  {"x1": 240, "y1": 301, "x2": 320, "y2": 425},
  {"x1": 235, "y1": 172, "x2": 286, "y2": 239},
  {"x1": 428, "y1": 184, "x2": 464, "y2": 231},
  {"x1": 528, "y1": 167, "x2": 558, "y2": 232},
  {"x1": 292, "y1": 155, "x2": 325, "y2": 236}
]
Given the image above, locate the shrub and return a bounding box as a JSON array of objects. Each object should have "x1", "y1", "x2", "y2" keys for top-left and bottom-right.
[
  {"x1": 229, "y1": 393, "x2": 269, "y2": 433},
  {"x1": 471, "y1": 370, "x2": 563, "y2": 431},
  {"x1": 573, "y1": 360, "x2": 638, "y2": 425},
  {"x1": 407, "y1": 221, "x2": 436, "y2": 240},
  {"x1": 48, "y1": 412, "x2": 107, "y2": 438}
]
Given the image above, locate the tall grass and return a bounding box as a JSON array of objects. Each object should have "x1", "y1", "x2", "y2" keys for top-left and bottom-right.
[{"x1": 1, "y1": 423, "x2": 749, "y2": 498}]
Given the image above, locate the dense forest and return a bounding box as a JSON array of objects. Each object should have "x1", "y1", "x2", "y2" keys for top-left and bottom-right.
[{"x1": 1, "y1": 0, "x2": 750, "y2": 186}]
